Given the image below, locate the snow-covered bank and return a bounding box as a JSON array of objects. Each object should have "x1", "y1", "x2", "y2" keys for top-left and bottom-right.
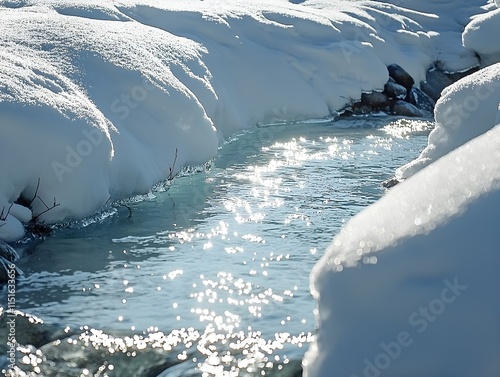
[
  {"x1": 395, "y1": 63, "x2": 500, "y2": 180},
  {"x1": 0, "y1": 0, "x2": 492, "y2": 242},
  {"x1": 304, "y1": 6, "x2": 500, "y2": 377}
]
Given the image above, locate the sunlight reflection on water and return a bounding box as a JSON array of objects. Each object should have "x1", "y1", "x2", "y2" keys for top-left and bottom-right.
[{"x1": 7, "y1": 117, "x2": 432, "y2": 376}]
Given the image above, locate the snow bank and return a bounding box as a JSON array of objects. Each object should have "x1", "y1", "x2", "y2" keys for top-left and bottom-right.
[
  {"x1": 304, "y1": 20, "x2": 500, "y2": 377},
  {"x1": 0, "y1": 0, "x2": 491, "y2": 241},
  {"x1": 463, "y1": 7, "x2": 500, "y2": 66},
  {"x1": 396, "y1": 4, "x2": 500, "y2": 181},
  {"x1": 396, "y1": 63, "x2": 500, "y2": 180}
]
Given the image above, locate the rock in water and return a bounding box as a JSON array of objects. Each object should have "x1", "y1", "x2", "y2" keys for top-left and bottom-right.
[
  {"x1": 351, "y1": 102, "x2": 372, "y2": 115},
  {"x1": 382, "y1": 177, "x2": 401, "y2": 189},
  {"x1": 420, "y1": 65, "x2": 479, "y2": 102},
  {"x1": 387, "y1": 63, "x2": 415, "y2": 91},
  {"x1": 391, "y1": 100, "x2": 423, "y2": 117},
  {"x1": 420, "y1": 68, "x2": 454, "y2": 101},
  {"x1": 384, "y1": 78, "x2": 407, "y2": 99},
  {"x1": 360, "y1": 91, "x2": 390, "y2": 108},
  {"x1": 406, "y1": 87, "x2": 436, "y2": 114}
]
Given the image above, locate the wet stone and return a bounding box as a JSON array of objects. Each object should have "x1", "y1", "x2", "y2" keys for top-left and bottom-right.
[
  {"x1": 406, "y1": 87, "x2": 435, "y2": 114},
  {"x1": 387, "y1": 63, "x2": 415, "y2": 91},
  {"x1": 360, "y1": 91, "x2": 390, "y2": 108},
  {"x1": 391, "y1": 100, "x2": 423, "y2": 117},
  {"x1": 420, "y1": 68, "x2": 454, "y2": 102},
  {"x1": 384, "y1": 79, "x2": 407, "y2": 99},
  {"x1": 351, "y1": 102, "x2": 373, "y2": 115},
  {"x1": 382, "y1": 177, "x2": 401, "y2": 189}
]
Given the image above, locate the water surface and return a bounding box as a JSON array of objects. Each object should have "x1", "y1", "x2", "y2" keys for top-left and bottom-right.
[{"x1": 5, "y1": 117, "x2": 432, "y2": 376}]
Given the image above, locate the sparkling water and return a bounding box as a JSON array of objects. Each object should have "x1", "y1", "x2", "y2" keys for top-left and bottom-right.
[{"x1": 6, "y1": 117, "x2": 432, "y2": 376}]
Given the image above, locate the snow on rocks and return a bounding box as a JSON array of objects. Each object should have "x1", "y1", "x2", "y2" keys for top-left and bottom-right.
[
  {"x1": 346, "y1": 64, "x2": 432, "y2": 117},
  {"x1": 305, "y1": 30, "x2": 500, "y2": 375},
  {"x1": 395, "y1": 62, "x2": 500, "y2": 181}
]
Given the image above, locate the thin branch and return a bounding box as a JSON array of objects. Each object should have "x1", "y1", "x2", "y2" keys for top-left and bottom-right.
[
  {"x1": 0, "y1": 203, "x2": 13, "y2": 221},
  {"x1": 167, "y1": 148, "x2": 179, "y2": 181},
  {"x1": 32, "y1": 200, "x2": 60, "y2": 222},
  {"x1": 28, "y1": 178, "x2": 41, "y2": 207}
]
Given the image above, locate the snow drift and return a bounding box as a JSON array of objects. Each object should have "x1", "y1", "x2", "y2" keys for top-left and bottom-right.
[{"x1": 0, "y1": 0, "x2": 492, "y2": 241}]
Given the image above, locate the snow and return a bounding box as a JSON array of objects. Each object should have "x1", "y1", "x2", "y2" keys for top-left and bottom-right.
[
  {"x1": 304, "y1": 8, "x2": 500, "y2": 377},
  {"x1": 463, "y1": 7, "x2": 500, "y2": 66},
  {"x1": 396, "y1": 63, "x2": 500, "y2": 180}
]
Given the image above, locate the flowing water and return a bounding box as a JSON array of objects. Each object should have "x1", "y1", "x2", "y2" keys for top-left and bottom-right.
[{"x1": 1, "y1": 117, "x2": 432, "y2": 376}]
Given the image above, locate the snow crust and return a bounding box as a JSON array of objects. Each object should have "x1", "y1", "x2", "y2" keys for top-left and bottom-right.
[{"x1": 304, "y1": 8, "x2": 500, "y2": 377}]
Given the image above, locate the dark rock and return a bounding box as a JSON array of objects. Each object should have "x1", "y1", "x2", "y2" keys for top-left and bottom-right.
[
  {"x1": 382, "y1": 177, "x2": 401, "y2": 188},
  {"x1": 406, "y1": 87, "x2": 435, "y2": 114},
  {"x1": 384, "y1": 79, "x2": 407, "y2": 99},
  {"x1": 447, "y1": 66, "x2": 479, "y2": 82},
  {"x1": 391, "y1": 100, "x2": 423, "y2": 117},
  {"x1": 420, "y1": 68, "x2": 454, "y2": 102},
  {"x1": 0, "y1": 310, "x2": 74, "y2": 349},
  {"x1": 351, "y1": 102, "x2": 373, "y2": 115},
  {"x1": 360, "y1": 91, "x2": 390, "y2": 108},
  {"x1": 387, "y1": 64, "x2": 414, "y2": 91},
  {"x1": 420, "y1": 65, "x2": 480, "y2": 102}
]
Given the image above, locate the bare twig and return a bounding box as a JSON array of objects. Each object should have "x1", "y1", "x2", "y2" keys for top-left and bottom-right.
[
  {"x1": 0, "y1": 203, "x2": 14, "y2": 228},
  {"x1": 28, "y1": 178, "x2": 41, "y2": 207},
  {"x1": 167, "y1": 148, "x2": 179, "y2": 181},
  {"x1": 0, "y1": 203, "x2": 13, "y2": 221},
  {"x1": 32, "y1": 199, "x2": 60, "y2": 222}
]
